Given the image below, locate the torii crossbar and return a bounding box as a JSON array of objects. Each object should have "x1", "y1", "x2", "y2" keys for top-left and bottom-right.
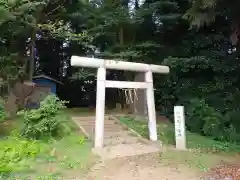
[{"x1": 71, "y1": 56, "x2": 170, "y2": 149}]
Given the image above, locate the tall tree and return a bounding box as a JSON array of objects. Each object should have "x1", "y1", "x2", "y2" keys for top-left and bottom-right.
[{"x1": 184, "y1": 0, "x2": 240, "y2": 45}]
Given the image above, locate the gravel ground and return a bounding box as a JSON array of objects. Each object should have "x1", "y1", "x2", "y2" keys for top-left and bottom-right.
[
  {"x1": 82, "y1": 153, "x2": 200, "y2": 180},
  {"x1": 80, "y1": 153, "x2": 240, "y2": 180}
]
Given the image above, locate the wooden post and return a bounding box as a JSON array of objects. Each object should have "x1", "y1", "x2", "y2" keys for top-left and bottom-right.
[
  {"x1": 94, "y1": 67, "x2": 106, "y2": 149},
  {"x1": 174, "y1": 106, "x2": 186, "y2": 150},
  {"x1": 145, "y1": 71, "x2": 157, "y2": 141}
]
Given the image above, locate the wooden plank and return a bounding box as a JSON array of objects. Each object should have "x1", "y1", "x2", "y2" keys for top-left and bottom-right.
[
  {"x1": 71, "y1": 56, "x2": 170, "y2": 74},
  {"x1": 105, "y1": 80, "x2": 149, "y2": 89}
]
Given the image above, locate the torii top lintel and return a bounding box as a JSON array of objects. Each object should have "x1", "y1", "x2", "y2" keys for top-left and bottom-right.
[{"x1": 71, "y1": 56, "x2": 170, "y2": 74}]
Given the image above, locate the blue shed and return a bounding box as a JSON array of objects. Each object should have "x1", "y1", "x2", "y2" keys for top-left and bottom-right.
[
  {"x1": 32, "y1": 74, "x2": 63, "y2": 94},
  {"x1": 25, "y1": 75, "x2": 63, "y2": 109}
]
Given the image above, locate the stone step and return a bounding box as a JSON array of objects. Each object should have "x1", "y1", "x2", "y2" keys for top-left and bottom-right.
[
  {"x1": 78, "y1": 124, "x2": 125, "y2": 131},
  {"x1": 104, "y1": 131, "x2": 134, "y2": 138},
  {"x1": 78, "y1": 121, "x2": 120, "y2": 126},
  {"x1": 72, "y1": 116, "x2": 111, "y2": 121},
  {"x1": 79, "y1": 123, "x2": 117, "y2": 127},
  {"x1": 72, "y1": 115, "x2": 162, "y2": 160},
  {"x1": 92, "y1": 142, "x2": 161, "y2": 160},
  {"x1": 74, "y1": 120, "x2": 117, "y2": 126},
  {"x1": 104, "y1": 136, "x2": 141, "y2": 146},
  {"x1": 78, "y1": 118, "x2": 115, "y2": 122},
  {"x1": 72, "y1": 116, "x2": 95, "y2": 120},
  {"x1": 90, "y1": 131, "x2": 134, "y2": 138},
  {"x1": 80, "y1": 123, "x2": 124, "y2": 128},
  {"x1": 83, "y1": 127, "x2": 126, "y2": 136},
  {"x1": 74, "y1": 118, "x2": 115, "y2": 121}
]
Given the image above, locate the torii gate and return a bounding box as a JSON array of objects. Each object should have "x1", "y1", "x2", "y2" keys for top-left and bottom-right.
[{"x1": 71, "y1": 56, "x2": 170, "y2": 149}]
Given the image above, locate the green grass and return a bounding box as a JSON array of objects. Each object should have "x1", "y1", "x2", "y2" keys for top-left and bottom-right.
[
  {"x1": 158, "y1": 149, "x2": 239, "y2": 172},
  {"x1": 2, "y1": 134, "x2": 93, "y2": 179},
  {"x1": 0, "y1": 113, "x2": 94, "y2": 179},
  {"x1": 18, "y1": 133, "x2": 94, "y2": 179},
  {"x1": 119, "y1": 116, "x2": 240, "y2": 172},
  {"x1": 120, "y1": 116, "x2": 240, "y2": 152}
]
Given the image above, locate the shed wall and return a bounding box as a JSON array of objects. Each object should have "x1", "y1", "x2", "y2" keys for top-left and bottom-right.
[{"x1": 33, "y1": 78, "x2": 56, "y2": 94}]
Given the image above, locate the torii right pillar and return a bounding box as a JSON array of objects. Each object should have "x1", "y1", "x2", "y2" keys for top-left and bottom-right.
[
  {"x1": 145, "y1": 70, "x2": 157, "y2": 141},
  {"x1": 133, "y1": 71, "x2": 157, "y2": 141}
]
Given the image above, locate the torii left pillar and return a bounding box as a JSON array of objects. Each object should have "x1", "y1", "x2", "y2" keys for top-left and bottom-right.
[{"x1": 95, "y1": 67, "x2": 106, "y2": 148}]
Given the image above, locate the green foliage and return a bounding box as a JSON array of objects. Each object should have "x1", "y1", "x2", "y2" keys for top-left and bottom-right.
[
  {"x1": 20, "y1": 94, "x2": 71, "y2": 140},
  {"x1": 0, "y1": 98, "x2": 6, "y2": 121},
  {"x1": 0, "y1": 53, "x2": 23, "y2": 85},
  {"x1": 155, "y1": 55, "x2": 240, "y2": 143},
  {"x1": 185, "y1": 99, "x2": 223, "y2": 137},
  {"x1": 0, "y1": 127, "x2": 90, "y2": 177},
  {"x1": 119, "y1": 116, "x2": 240, "y2": 152},
  {"x1": 183, "y1": 0, "x2": 216, "y2": 28},
  {"x1": 0, "y1": 0, "x2": 47, "y2": 37},
  {"x1": 0, "y1": 136, "x2": 47, "y2": 177}
]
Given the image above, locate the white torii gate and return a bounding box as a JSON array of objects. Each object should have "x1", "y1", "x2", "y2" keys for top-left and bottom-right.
[{"x1": 71, "y1": 56, "x2": 170, "y2": 149}]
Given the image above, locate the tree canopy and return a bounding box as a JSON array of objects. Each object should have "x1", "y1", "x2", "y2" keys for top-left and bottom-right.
[{"x1": 1, "y1": 0, "x2": 240, "y2": 143}]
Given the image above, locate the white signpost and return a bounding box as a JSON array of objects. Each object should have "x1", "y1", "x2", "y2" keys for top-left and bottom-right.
[
  {"x1": 174, "y1": 106, "x2": 186, "y2": 150},
  {"x1": 71, "y1": 56, "x2": 170, "y2": 149}
]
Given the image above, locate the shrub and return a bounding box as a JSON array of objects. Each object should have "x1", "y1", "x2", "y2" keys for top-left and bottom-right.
[
  {"x1": 185, "y1": 98, "x2": 240, "y2": 143},
  {"x1": 222, "y1": 110, "x2": 240, "y2": 142},
  {"x1": 20, "y1": 94, "x2": 71, "y2": 140},
  {"x1": 0, "y1": 98, "x2": 6, "y2": 121},
  {"x1": 0, "y1": 136, "x2": 46, "y2": 176},
  {"x1": 185, "y1": 99, "x2": 223, "y2": 138}
]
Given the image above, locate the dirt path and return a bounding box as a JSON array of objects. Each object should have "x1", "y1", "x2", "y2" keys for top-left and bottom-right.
[
  {"x1": 70, "y1": 114, "x2": 240, "y2": 180},
  {"x1": 72, "y1": 115, "x2": 200, "y2": 180},
  {"x1": 72, "y1": 116, "x2": 162, "y2": 159},
  {"x1": 82, "y1": 153, "x2": 200, "y2": 180}
]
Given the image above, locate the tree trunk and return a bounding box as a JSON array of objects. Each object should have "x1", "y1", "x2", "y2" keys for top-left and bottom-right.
[
  {"x1": 29, "y1": 28, "x2": 36, "y2": 80},
  {"x1": 119, "y1": 27, "x2": 124, "y2": 45}
]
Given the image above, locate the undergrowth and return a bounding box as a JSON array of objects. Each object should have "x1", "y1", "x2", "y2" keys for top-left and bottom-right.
[
  {"x1": 120, "y1": 116, "x2": 240, "y2": 171},
  {"x1": 0, "y1": 95, "x2": 92, "y2": 178},
  {"x1": 119, "y1": 116, "x2": 240, "y2": 153},
  {"x1": 0, "y1": 135, "x2": 49, "y2": 178},
  {"x1": 19, "y1": 95, "x2": 71, "y2": 140},
  {"x1": 0, "y1": 133, "x2": 92, "y2": 179},
  {"x1": 0, "y1": 98, "x2": 6, "y2": 121}
]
